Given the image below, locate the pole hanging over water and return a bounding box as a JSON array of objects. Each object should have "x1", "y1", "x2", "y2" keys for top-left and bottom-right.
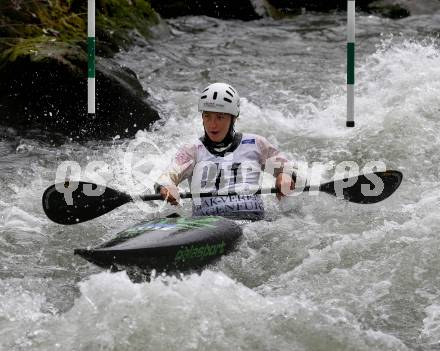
[
  {"x1": 88, "y1": 0, "x2": 95, "y2": 117},
  {"x1": 347, "y1": 0, "x2": 355, "y2": 127}
]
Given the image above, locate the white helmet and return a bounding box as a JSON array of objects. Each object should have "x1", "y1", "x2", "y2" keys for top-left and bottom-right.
[{"x1": 198, "y1": 82, "x2": 240, "y2": 117}]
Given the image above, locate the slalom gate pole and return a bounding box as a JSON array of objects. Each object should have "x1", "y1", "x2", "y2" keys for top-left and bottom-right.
[
  {"x1": 347, "y1": 0, "x2": 355, "y2": 127},
  {"x1": 88, "y1": 0, "x2": 95, "y2": 118}
]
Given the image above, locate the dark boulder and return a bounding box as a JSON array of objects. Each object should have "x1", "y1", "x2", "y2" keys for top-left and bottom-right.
[
  {"x1": 149, "y1": 0, "x2": 261, "y2": 20},
  {"x1": 266, "y1": 0, "x2": 349, "y2": 13},
  {"x1": 265, "y1": 0, "x2": 411, "y2": 18},
  {"x1": 368, "y1": 1, "x2": 410, "y2": 19},
  {"x1": 94, "y1": 57, "x2": 160, "y2": 139},
  {"x1": 0, "y1": 51, "x2": 159, "y2": 140},
  {"x1": 0, "y1": 0, "x2": 162, "y2": 140}
]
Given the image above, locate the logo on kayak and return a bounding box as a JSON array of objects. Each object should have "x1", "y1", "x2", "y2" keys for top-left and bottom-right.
[
  {"x1": 175, "y1": 241, "x2": 226, "y2": 262},
  {"x1": 173, "y1": 216, "x2": 220, "y2": 230},
  {"x1": 121, "y1": 216, "x2": 221, "y2": 236},
  {"x1": 122, "y1": 222, "x2": 176, "y2": 235}
]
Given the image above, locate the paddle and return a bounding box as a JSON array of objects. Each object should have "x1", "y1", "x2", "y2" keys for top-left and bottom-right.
[{"x1": 42, "y1": 170, "x2": 402, "y2": 225}]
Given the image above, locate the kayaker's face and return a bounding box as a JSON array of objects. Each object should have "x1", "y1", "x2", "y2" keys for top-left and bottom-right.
[{"x1": 202, "y1": 111, "x2": 233, "y2": 142}]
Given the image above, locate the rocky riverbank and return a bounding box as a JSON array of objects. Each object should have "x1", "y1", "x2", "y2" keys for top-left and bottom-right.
[
  {"x1": 149, "y1": 0, "x2": 425, "y2": 20},
  {"x1": 1, "y1": 0, "x2": 438, "y2": 140},
  {"x1": 0, "y1": 0, "x2": 162, "y2": 140}
]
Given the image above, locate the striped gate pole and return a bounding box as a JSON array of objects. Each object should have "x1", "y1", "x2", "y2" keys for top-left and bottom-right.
[
  {"x1": 88, "y1": 0, "x2": 95, "y2": 117},
  {"x1": 347, "y1": 0, "x2": 355, "y2": 127}
]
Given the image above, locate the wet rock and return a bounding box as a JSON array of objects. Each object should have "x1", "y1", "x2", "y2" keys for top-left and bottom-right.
[
  {"x1": 0, "y1": 53, "x2": 159, "y2": 140},
  {"x1": 395, "y1": 0, "x2": 440, "y2": 15},
  {"x1": 0, "y1": 0, "x2": 162, "y2": 140},
  {"x1": 265, "y1": 0, "x2": 414, "y2": 18},
  {"x1": 149, "y1": 0, "x2": 261, "y2": 20},
  {"x1": 94, "y1": 57, "x2": 160, "y2": 139},
  {"x1": 266, "y1": 0, "x2": 348, "y2": 14},
  {"x1": 367, "y1": 1, "x2": 410, "y2": 19}
]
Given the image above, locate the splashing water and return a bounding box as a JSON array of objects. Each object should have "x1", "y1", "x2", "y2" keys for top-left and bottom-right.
[{"x1": 1, "y1": 12, "x2": 440, "y2": 351}]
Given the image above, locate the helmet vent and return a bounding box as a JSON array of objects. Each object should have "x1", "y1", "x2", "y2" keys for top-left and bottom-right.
[{"x1": 198, "y1": 83, "x2": 239, "y2": 116}]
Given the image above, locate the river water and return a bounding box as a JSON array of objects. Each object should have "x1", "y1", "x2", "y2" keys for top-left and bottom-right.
[{"x1": 1, "y1": 11, "x2": 440, "y2": 351}]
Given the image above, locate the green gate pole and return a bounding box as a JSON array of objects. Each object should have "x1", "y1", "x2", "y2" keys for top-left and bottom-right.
[
  {"x1": 88, "y1": 0, "x2": 95, "y2": 117},
  {"x1": 347, "y1": 0, "x2": 355, "y2": 127}
]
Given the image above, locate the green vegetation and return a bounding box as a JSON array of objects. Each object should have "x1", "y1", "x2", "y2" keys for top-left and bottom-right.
[
  {"x1": 0, "y1": 0, "x2": 84, "y2": 65},
  {"x1": 97, "y1": 0, "x2": 158, "y2": 36},
  {"x1": 0, "y1": 0, "x2": 159, "y2": 66},
  {"x1": 96, "y1": 0, "x2": 159, "y2": 55}
]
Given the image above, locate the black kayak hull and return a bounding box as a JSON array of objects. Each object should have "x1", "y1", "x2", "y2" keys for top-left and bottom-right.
[{"x1": 74, "y1": 216, "x2": 243, "y2": 271}]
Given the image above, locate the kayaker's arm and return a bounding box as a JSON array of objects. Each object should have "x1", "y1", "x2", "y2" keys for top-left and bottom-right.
[
  {"x1": 275, "y1": 173, "x2": 295, "y2": 200},
  {"x1": 154, "y1": 144, "x2": 197, "y2": 204},
  {"x1": 158, "y1": 185, "x2": 180, "y2": 206},
  {"x1": 256, "y1": 135, "x2": 299, "y2": 198}
]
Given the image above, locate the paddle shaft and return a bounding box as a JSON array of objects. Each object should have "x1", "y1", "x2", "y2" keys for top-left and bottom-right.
[{"x1": 139, "y1": 186, "x2": 313, "y2": 201}]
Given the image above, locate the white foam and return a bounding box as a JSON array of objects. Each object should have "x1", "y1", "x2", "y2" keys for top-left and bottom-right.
[
  {"x1": 420, "y1": 304, "x2": 440, "y2": 346},
  {"x1": 1, "y1": 206, "x2": 45, "y2": 234}
]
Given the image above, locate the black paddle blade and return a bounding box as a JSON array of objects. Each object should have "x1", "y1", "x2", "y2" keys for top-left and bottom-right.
[
  {"x1": 42, "y1": 181, "x2": 132, "y2": 225},
  {"x1": 320, "y1": 170, "x2": 403, "y2": 204}
]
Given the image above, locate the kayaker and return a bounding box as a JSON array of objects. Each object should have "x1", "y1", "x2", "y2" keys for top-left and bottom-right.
[{"x1": 155, "y1": 82, "x2": 299, "y2": 219}]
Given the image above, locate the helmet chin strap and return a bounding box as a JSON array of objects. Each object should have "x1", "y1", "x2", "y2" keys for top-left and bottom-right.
[{"x1": 201, "y1": 117, "x2": 242, "y2": 157}]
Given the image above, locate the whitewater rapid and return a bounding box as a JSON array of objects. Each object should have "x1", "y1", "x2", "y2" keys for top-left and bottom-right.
[{"x1": 1, "y1": 12, "x2": 440, "y2": 350}]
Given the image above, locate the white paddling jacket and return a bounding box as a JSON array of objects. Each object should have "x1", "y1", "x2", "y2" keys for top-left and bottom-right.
[{"x1": 155, "y1": 133, "x2": 299, "y2": 219}]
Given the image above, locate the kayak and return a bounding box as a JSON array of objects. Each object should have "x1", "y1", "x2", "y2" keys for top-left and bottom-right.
[{"x1": 74, "y1": 216, "x2": 243, "y2": 272}]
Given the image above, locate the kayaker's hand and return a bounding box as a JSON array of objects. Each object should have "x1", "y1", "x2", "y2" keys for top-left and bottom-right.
[
  {"x1": 160, "y1": 185, "x2": 180, "y2": 205},
  {"x1": 275, "y1": 173, "x2": 295, "y2": 200}
]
